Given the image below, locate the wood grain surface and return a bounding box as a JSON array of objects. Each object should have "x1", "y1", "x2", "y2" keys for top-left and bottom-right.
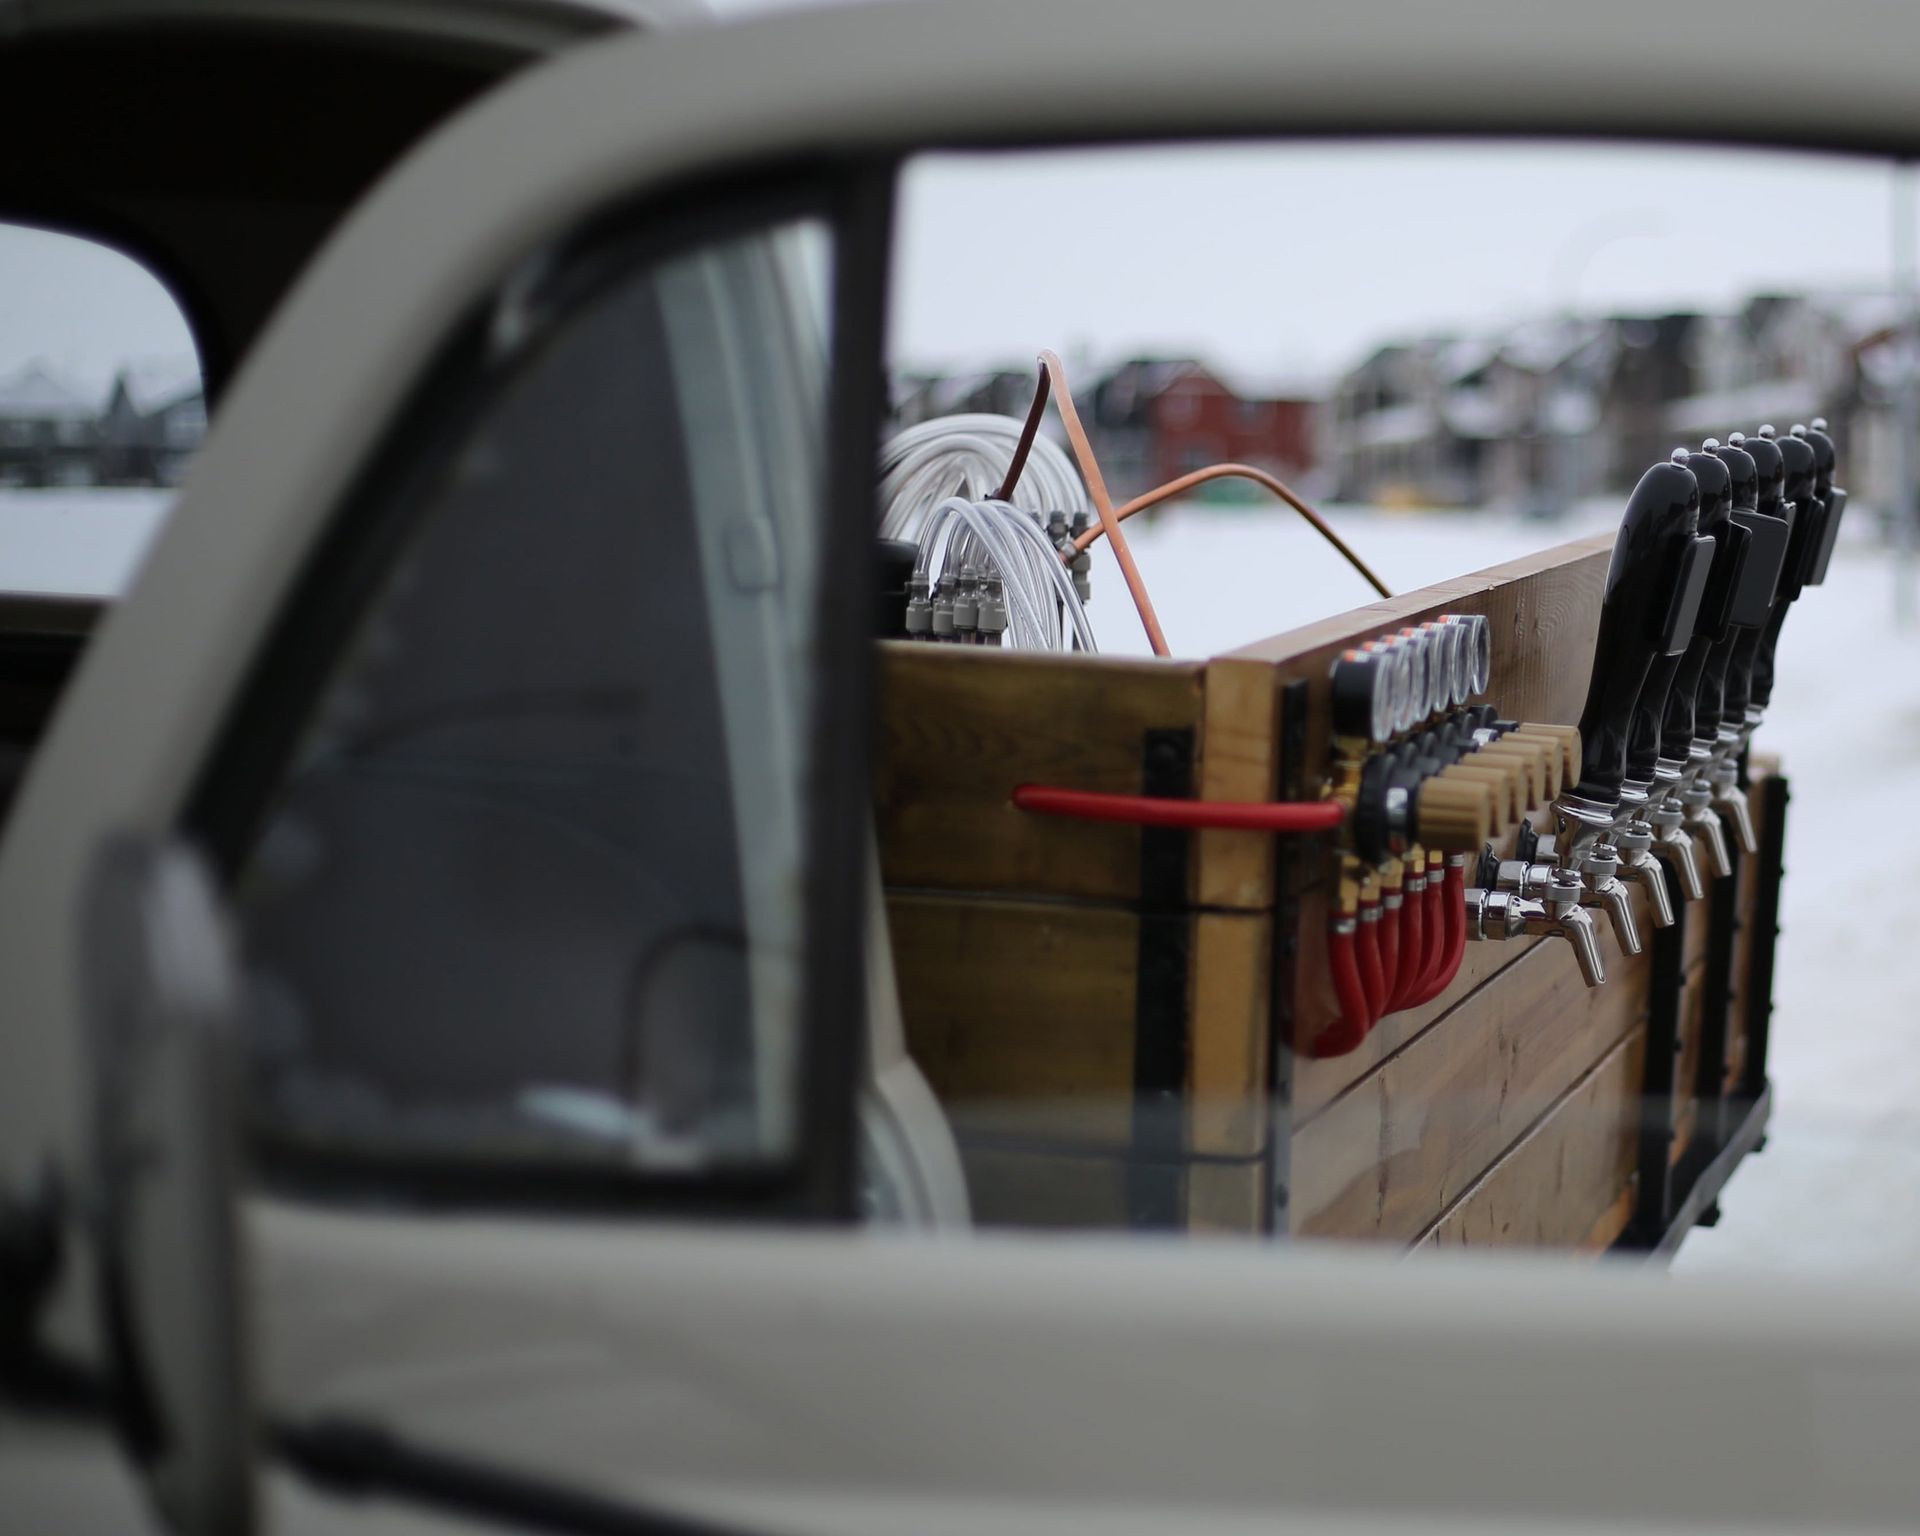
[
  {"x1": 1413, "y1": 1026, "x2": 1645, "y2": 1252},
  {"x1": 1291, "y1": 922, "x2": 1649, "y2": 1244},
  {"x1": 876, "y1": 536, "x2": 1780, "y2": 1250},
  {"x1": 875, "y1": 642, "x2": 1203, "y2": 905}
]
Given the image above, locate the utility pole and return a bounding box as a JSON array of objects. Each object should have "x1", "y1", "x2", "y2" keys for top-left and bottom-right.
[{"x1": 1894, "y1": 162, "x2": 1919, "y2": 625}]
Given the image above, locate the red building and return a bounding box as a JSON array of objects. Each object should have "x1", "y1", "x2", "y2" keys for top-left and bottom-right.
[{"x1": 1090, "y1": 359, "x2": 1319, "y2": 501}]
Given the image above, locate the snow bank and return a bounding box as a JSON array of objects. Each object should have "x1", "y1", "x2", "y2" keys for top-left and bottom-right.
[{"x1": 0, "y1": 488, "x2": 172, "y2": 598}]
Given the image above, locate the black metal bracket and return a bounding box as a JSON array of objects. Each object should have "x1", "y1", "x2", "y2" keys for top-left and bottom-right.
[
  {"x1": 1681, "y1": 839, "x2": 1742, "y2": 1180},
  {"x1": 1128, "y1": 725, "x2": 1195, "y2": 1229},
  {"x1": 1624, "y1": 859, "x2": 1687, "y2": 1246},
  {"x1": 1630, "y1": 1083, "x2": 1771, "y2": 1261},
  {"x1": 1738, "y1": 774, "x2": 1790, "y2": 1105},
  {"x1": 1617, "y1": 773, "x2": 1787, "y2": 1259},
  {"x1": 1266, "y1": 679, "x2": 1311, "y2": 1237}
]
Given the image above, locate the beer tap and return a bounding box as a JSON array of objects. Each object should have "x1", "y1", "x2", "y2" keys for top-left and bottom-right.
[
  {"x1": 1634, "y1": 444, "x2": 1750, "y2": 903},
  {"x1": 1464, "y1": 876, "x2": 1606, "y2": 989},
  {"x1": 1550, "y1": 457, "x2": 1715, "y2": 969},
  {"x1": 1688, "y1": 433, "x2": 1792, "y2": 873},
  {"x1": 1744, "y1": 424, "x2": 1828, "y2": 733},
  {"x1": 1800, "y1": 417, "x2": 1847, "y2": 588},
  {"x1": 1609, "y1": 445, "x2": 1742, "y2": 925},
  {"x1": 1707, "y1": 427, "x2": 1804, "y2": 858}
]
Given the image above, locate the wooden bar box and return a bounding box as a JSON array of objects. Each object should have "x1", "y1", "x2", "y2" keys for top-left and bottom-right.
[{"x1": 876, "y1": 536, "x2": 1783, "y2": 1254}]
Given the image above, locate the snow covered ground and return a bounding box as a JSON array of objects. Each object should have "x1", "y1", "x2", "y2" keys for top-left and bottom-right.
[
  {"x1": 5, "y1": 485, "x2": 1912, "y2": 1274},
  {"x1": 0, "y1": 487, "x2": 170, "y2": 597}
]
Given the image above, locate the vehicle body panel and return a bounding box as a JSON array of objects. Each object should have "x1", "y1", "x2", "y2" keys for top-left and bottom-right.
[{"x1": 5, "y1": 1, "x2": 1920, "y2": 1529}]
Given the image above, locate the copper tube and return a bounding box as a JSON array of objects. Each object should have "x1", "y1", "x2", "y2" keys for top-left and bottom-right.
[
  {"x1": 1070, "y1": 461, "x2": 1392, "y2": 600},
  {"x1": 1035, "y1": 350, "x2": 1170, "y2": 656}
]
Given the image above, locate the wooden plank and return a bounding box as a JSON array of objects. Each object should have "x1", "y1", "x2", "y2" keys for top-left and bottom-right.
[
  {"x1": 1669, "y1": 964, "x2": 1707, "y2": 1167},
  {"x1": 875, "y1": 641, "x2": 1204, "y2": 905},
  {"x1": 1414, "y1": 1027, "x2": 1645, "y2": 1252},
  {"x1": 1225, "y1": 537, "x2": 1611, "y2": 1109},
  {"x1": 1292, "y1": 931, "x2": 1536, "y2": 1123},
  {"x1": 1582, "y1": 1185, "x2": 1639, "y2": 1252},
  {"x1": 888, "y1": 892, "x2": 1137, "y2": 1147},
  {"x1": 1227, "y1": 534, "x2": 1611, "y2": 794},
  {"x1": 889, "y1": 892, "x2": 1270, "y2": 1157},
  {"x1": 1194, "y1": 655, "x2": 1280, "y2": 910},
  {"x1": 1290, "y1": 921, "x2": 1649, "y2": 1244},
  {"x1": 1188, "y1": 912, "x2": 1272, "y2": 1158},
  {"x1": 1682, "y1": 882, "x2": 1713, "y2": 974}
]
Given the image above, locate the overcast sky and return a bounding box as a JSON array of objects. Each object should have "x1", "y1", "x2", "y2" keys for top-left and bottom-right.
[
  {"x1": 0, "y1": 125, "x2": 1909, "y2": 397},
  {"x1": 891, "y1": 140, "x2": 1912, "y2": 385}
]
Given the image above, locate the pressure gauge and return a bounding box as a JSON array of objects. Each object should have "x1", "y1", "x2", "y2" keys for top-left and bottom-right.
[
  {"x1": 1399, "y1": 631, "x2": 1429, "y2": 730},
  {"x1": 1366, "y1": 637, "x2": 1415, "y2": 736},
  {"x1": 1415, "y1": 621, "x2": 1453, "y2": 717},
  {"x1": 1331, "y1": 647, "x2": 1395, "y2": 744},
  {"x1": 1443, "y1": 612, "x2": 1490, "y2": 698},
  {"x1": 1431, "y1": 619, "x2": 1467, "y2": 710}
]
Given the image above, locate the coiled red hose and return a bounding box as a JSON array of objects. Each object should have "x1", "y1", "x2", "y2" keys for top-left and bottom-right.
[
  {"x1": 1392, "y1": 872, "x2": 1425, "y2": 1012},
  {"x1": 1408, "y1": 857, "x2": 1468, "y2": 1006},
  {"x1": 1411, "y1": 870, "x2": 1445, "y2": 1000},
  {"x1": 1312, "y1": 917, "x2": 1370, "y2": 1059},
  {"x1": 1377, "y1": 894, "x2": 1401, "y2": 1014},
  {"x1": 1354, "y1": 904, "x2": 1386, "y2": 1029}
]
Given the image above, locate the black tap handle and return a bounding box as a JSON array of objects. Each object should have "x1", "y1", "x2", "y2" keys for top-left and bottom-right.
[
  {"x1": 1802, "y1": 420, "x2": 1846, "y2": 586},
  {"x1": 1655, "y1": 447, "x2": 1746, "y2": 765},
  {"x1": 1567, "y1": 459, "x2": 1709, "y2": 808},
  {"x1": 1724, "y1": 431, "x2": 1796, "y2": 724},
  {"x1": 1697, "y1": 440, "x2": 1762, "y2": 741},
  {"x1": 1750, "y1": 430, "x2": 1821, "y2": 710}
]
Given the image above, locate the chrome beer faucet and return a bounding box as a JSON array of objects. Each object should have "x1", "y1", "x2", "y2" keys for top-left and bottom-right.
[
  {"x1": 1547, "y1": 457, "x2": 1714, "y2": 966},
  {"x1": 1465, "y1": 876, "x2": 1605, "y2": 988}
]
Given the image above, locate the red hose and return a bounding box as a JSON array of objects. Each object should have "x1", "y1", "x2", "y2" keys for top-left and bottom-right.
[
  {"x1": 1311, "y1": 918, "x2": 1370, "y2": 1059},
  {"x1": 1355, "y1": 904, "x2": 1386, "y2": 1029},
  {"x1": 1377, "y1": 895, "x2": 1401, "y2": 1017},
  {"x1": 1394, "y1": 872, "x2": 1425, "y2": 1010},
  {"x1": 1410, "y1": 857, "x2": 1469, "y2": 1006},
  {"x1": 1012, "y1": 784, "x2": 1345, "y2": 832},
  {"x1": 1411, "y1": 870, "x2": 1446, "y2": 1000}
]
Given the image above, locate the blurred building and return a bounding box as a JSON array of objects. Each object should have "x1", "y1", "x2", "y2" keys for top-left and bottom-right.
[
  {"x1": 0, "y1": 362, "x2": 96, "y2": 487},
  {"x1": 1333, "y1": 295, "x2": 1901, "y2": 512},
  {"x1": 98, "y1": 363, "x2": 207, "y2": 486},
  {"x1": 0, "y1": 359, "x2": 205, "y2": 489},
  {"x1": 892, "y1": 368, "x2": 1037, "y2": 427},
  {"x1": 1086, "y1": 358, "x2": 1318, "y2": 501},
  {"x1": 889, "y1": 357, "x2": 1321, "y2": 503},
  {"x1": 1332, "y1": 317, "x2": 1692, "y2": 511}
]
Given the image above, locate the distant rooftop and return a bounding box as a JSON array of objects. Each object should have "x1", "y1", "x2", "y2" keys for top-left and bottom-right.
[{"x1": 0, "y1": 362, "x2": 93, "y2": 420}]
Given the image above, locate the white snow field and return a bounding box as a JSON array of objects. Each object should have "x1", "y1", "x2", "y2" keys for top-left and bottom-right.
[
  {"x1": 0, "y1": 487, "x2": 170, "y2": 597},
  {"x1": 3, "y1": 486, "x2": 1912, "y2": 1274}
]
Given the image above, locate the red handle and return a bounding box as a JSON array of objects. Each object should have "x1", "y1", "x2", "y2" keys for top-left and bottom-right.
[{"x1": 1013, "y1": 784, "x2": 1344, "y2": 832}]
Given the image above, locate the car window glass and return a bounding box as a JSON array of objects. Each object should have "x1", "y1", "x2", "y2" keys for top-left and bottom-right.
[
  {"x1": 0, "y1": 223, "x2": 201, "y2": 596},
  {"x1": 231, "y1": 218, "x2": 832, "y2": 1174},
  {"x1": 877, "y1": 139, "x2": 1907, "y2": 1277}
]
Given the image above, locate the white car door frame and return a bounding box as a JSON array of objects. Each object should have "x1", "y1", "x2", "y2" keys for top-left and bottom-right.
[{"x1": 7, "y1": 1, "x2": 1920, "y2": 1532}]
